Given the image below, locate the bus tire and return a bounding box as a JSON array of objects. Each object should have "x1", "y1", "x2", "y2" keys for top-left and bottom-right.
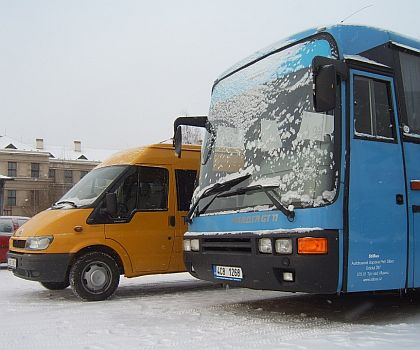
[
  {"x1": 40, "y1": 281, "x2": 70, "y2": 290},
  {"x1": 69, "y1": 251, "x2": 120, "y2": 301}
]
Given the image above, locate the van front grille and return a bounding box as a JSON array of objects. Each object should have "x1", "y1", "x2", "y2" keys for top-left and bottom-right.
[{"x1": 202, "y1": 237, "x2": 253, "y2": 254}]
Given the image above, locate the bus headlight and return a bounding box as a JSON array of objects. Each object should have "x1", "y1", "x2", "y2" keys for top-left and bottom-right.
[
  {"x1": 190, "y1": 239, "x2": 200, "y2": 251},
  {"x1": 275, "y1": 238, "x2": 293, "y2": 254},
  {"x1": 183, "y1": 239, "x2": 191, "y2": 252},
  {"x1": 25, "y1": 236, "x2": 54, "y2": 250},
  {"x1": 258, "y1": 238, "x2": 272, "y2": 254}
]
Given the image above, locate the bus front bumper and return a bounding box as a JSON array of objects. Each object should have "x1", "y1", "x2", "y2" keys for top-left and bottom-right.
[
  {"x1": 184, "y1": 230, "x2": 339, "y2": 294},
  {"x1": 7, "y1": 251, "x2": 73, "y2": 282}
]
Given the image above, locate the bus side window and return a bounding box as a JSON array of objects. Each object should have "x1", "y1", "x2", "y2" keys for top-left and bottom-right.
[
  {"x1": 175, "y1": 169, "x2": 197, "y2": 211},
  {"x1": 354, "y1": 75, "x2": 396, "y2": 140}
]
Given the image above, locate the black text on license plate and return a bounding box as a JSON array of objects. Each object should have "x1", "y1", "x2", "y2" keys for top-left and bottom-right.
[{"x1": 213, "y1": 265, "x2": 243, "y2": 281}]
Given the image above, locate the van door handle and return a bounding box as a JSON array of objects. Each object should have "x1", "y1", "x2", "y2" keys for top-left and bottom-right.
[
  {"x1": 168, "y1": 216, "x2": 176, "y2": 227},
  {"x1": 396, "y1": 194, "x2": 404, "y2": 205}
]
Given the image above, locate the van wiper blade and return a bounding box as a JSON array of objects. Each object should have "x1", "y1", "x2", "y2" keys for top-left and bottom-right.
[
  {"x1": 53, "y1": 200, "x2": 78, "y2": 208},
  {"x1": 217, "y1": 184, "x2": 295, "y2": 221},
  {"x1": 186, "y1": 173, "x2": 251, "y2": 223}
]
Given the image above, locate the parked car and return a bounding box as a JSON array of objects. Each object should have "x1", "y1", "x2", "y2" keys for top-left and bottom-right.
[{"x1": 0, "y1": 216, "x2": 30, "y2": 263}]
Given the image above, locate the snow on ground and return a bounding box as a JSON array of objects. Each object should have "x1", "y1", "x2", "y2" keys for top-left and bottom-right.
[{"x1": 1, "y1": 265, "x2": 420, "y2": 350}]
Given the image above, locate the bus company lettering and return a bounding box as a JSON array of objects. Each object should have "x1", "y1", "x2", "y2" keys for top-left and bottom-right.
[{"x1": 232, "y1": 214, "x2": 279, "y2": 224}]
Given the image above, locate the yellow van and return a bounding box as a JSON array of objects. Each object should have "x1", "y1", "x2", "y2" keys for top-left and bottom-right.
[{"x1": 8, "y1": 144, "x2": 199, "y2": 301}]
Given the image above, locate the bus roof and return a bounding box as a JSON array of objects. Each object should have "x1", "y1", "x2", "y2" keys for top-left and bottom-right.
[
  {"x1": 216, "y1": 24, "x2": 420, "y2": 84},
  {"x1": 98, "y1": 143, "x2": 200, "y2": 168}
]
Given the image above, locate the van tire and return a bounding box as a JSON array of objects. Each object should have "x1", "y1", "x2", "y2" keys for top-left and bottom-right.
[
  {"x1": 40, "y1": 281, "x2": 70, "y2": 290},
  {"x1": 69, "y1": 251, "x2": 120, "y2": 301}
]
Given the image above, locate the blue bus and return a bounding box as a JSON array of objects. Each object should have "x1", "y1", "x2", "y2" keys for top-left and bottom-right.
[{"x1": 174, "y1": 25, "x2": 420, "y2": 294}]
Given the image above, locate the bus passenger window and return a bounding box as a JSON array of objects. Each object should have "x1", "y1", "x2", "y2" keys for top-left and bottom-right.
[
  {"x1": 354, "y1": 76, "x2": 395, "y2": 140},
  {"x1": 138, "y1": 167, "x2": 169, "y2": 211},
  {"x1": 175, "y1": 169, "x2": 197, "y2": 211}
]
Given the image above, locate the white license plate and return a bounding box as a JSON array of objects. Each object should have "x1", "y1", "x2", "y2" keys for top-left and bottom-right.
[
  {"x1": 213, "y1": 265, "x2": 243, "y2": 281},
  {"x1": 7, "y1": 257, "x2": 17, "y2": 269}
]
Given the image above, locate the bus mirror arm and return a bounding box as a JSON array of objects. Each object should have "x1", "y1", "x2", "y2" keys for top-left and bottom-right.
[{"x1": 172, "y1": 115, "x2": 208, "y2": 158}]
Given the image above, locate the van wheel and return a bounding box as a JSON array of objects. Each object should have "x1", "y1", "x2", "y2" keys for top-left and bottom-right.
[
  {"x1": 40, "y1": 281, "x2": 70, "y2": 290},
  {"x1": 70, "y1": 251, "x2": 120, "y2": 301}
]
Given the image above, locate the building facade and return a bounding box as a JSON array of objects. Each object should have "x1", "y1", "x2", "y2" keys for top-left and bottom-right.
[{"x1": 0, "y1": 136, "x2": 116, "y2": 217}]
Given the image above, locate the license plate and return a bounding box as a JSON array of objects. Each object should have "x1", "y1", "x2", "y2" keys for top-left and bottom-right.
[
  {"x1": 7, "y1": 257, "x2": 17, "y2": 270},
  {"x1": 213, "y1": 265, "x2": 243, "y2": 281}
]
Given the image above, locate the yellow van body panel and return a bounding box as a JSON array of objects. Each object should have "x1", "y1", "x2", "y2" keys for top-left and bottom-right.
[{"x1": 9, "y1": 144, "x2": 200, "y2": 280}]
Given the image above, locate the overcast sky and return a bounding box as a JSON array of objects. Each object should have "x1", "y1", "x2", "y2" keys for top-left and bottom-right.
[{"x1": 1, "y1": 0, "x2": 419, "y2": 151}]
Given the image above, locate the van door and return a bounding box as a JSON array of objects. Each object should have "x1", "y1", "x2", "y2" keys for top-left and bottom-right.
[
  {"x1": 347, "y1": 70, "x2": 408, "y2": 292},
  {"x1": 171, "y1": 169, "x2": 197, "y2": 270},
  {"x1": 104, "y1": 165, "x2": 175, "y2": 273}
]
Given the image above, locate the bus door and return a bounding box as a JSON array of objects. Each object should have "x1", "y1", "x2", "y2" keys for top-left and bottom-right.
[
  {"x1": 104, "y1": 165, "x2": 175, "y2": 273},
  {"x1": 347, "y1": 70, "x2": 408, "y2": 292}
]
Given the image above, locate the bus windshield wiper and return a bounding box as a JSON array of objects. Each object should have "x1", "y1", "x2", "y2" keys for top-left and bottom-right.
[
  {"x1": 53, "y1": 200, "x2": 78, "y2": 208},
  {"x1": 186, "y1": 173, "x2": 251, "y2": 223},
  {"x1": 214, "y1": 184, "x2": 295, "y2": 221}
]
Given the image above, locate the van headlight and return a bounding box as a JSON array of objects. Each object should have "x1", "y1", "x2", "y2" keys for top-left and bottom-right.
[{"x1": 25, "y1": 236, "x2": 54, "y2": 250}]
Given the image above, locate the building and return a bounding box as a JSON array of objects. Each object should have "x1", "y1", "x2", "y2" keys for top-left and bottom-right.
[{"x1": 0, "y1": 136, "x2": 116, "y2": 217}]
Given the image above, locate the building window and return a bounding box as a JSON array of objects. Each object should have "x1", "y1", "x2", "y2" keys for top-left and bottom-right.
[
  {"x1": 8, "y1": 162, "x2": 17, "y2": 177},
  {"x1": 64, "y1": 170, "x2": 73, "y2": 184},
  {"x1": 7, "y1": 190, "x2": 16, "y2": 206},
  {"x1": 49, "y1": 169, "x2": 56, "y2": 181},
  {"x1": 80, "y1": 170, "x2": 88, "y2": 179},
  {"x1": 31, "y1": 163, "x2": 40, "y2": 178}
]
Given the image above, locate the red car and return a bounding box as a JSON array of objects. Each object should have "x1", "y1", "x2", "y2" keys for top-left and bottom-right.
[{"x1": 0, "y1": 216, "x2": 30, "y2": 263}]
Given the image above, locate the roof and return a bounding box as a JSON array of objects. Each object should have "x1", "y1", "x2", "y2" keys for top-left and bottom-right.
[
  {"x1": 0, "y1": 135, "x2": 116, "y2": 162},
  {"x1": 216, "y1": 24, "x2": 420, "y2": 84}
]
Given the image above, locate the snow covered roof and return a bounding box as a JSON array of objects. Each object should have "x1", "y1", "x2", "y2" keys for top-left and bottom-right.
[{"x1": 0, "y1": 135, "x2": 116, "y2": 162}]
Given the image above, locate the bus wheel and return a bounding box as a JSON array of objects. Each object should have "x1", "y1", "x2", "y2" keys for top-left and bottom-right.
[
  {"x1": 69, "y1": 251, "x2": 120, "y2": 301},
  {"x1": 40, "y1": 281, "x2": 70, "y2": 290}
]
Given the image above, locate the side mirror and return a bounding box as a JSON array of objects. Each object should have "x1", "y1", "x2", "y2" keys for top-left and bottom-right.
[
  {"x1": 174, "y1": 126, "x2": 183, "y2": 158},
  {"x1": 313, "y1": 64, "x2": 337, "y2": 112},
  {"x1": 105, "y1": 192, "x2": 117, "y2": 217}
]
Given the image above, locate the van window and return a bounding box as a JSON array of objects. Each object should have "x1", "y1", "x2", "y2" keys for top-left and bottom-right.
[
  {"x1": 175, "y1": 170, "x2": 197, "y2": 211},
  {"x1": 138, "y1": 167, "x2": 169, "y2": 211}
]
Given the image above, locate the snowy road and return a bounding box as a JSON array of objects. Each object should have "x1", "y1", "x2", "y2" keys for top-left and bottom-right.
[{"x1": 1, "y1": 265, "x2": 420, "y2": 350}]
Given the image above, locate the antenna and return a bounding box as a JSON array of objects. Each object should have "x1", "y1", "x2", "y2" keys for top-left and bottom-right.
[{"x1": 340, "y1": 4, "x2": 373, "y2": 23}]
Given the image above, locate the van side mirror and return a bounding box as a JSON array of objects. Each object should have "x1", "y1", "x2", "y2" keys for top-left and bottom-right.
[
  {"x1": 174, "y1": 126, "x2": 183, "y2": 158},
  {"x1": 105, "y1": 192, "x2": 117, "y2": 217},
  {"x1": 314, "y1": 64, "x2": 337, "y2": 112}
]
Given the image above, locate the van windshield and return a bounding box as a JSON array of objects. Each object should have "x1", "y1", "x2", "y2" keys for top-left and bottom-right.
[{"x1": 55, "y1": 166, "x2": 127, "y2": 208}]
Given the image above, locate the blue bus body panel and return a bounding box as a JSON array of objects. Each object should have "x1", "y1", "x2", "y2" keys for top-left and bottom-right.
[
  {"x1": 404, "y1": 143, "x2": 420, "y2": 288},
  {"x1": 347, "y1": 71, "x2": 407, "y2": 292}
]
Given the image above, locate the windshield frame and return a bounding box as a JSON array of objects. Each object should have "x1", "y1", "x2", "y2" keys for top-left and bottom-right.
[{"x1": 199, "y1": 32, "x2": 342, "y2": 214}]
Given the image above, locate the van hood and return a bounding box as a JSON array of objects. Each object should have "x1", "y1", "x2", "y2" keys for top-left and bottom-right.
[{"x1": 14, "y1": 208, "x2": 94, "y2": 237}]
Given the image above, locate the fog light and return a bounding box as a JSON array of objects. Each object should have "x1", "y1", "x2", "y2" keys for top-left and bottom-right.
[
  {"x1": 258, "y1": 238, "x2": 272, "y2": 254},
  {"x1": 283, "y1": 272, "x2": 294, "y2": 282},
  {"x1": 191, "y1": 239, "x2": 200, "y2": 251},
  {"x1": 191, "y1": 265, "x2": 195, "y2": 272},
  {"x1": 275, "y1": 238, "x2": 293, "y2": 254},
  {"x1": 183, "y1": 239, "x2": 191, "y2": 252}
]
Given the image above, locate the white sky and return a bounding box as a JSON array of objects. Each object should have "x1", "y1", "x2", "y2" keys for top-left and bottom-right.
[{"x1": 0, "y1": 0, "x2": 419, "y2": 150}]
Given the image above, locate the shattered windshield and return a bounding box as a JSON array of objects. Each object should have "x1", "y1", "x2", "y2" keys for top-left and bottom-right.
[
  {"x1": 199, "y1": 37, "x2": 338, "y2": 213},
  {"x1": 55, "y1": 166, "x2": 127, "y2": 208}
]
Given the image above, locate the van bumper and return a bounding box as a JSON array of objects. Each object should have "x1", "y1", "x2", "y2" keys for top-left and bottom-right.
[{"x1": 7, "y1": 251, "x2": 73, "y2": 282}]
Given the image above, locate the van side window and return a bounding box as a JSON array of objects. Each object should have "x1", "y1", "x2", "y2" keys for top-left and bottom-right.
[
  {"x1": 113, "y1": 168, "x2": 139, "y2": 218},
  {"x1": 399, "y1": 52, "x2": 420, "y2": 136},
  {"x1": 138, "y1": 166, "x2": 169, "y2": 211},
  {"x1": 354, "y1": 75, "x2": 396, "y2": 141},
  {"x1": 175, "y1": 169, "x2": 197, "y2": 211}
]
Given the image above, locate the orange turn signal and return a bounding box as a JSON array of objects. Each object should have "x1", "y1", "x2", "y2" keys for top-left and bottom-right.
[
  {"x1": 298, "y1": 237, "x2": 328, "y2": 254},
  {"x1": 411, "y1": 180, "x2": 420, "y2": 191}
]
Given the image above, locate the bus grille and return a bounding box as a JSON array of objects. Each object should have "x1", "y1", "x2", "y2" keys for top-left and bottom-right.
[
  {"x1": 12, "y1": 240, "x2": 26, "y2": 249},
  {"x1": 202, "y1": 237, "x2": 252, "y2": 253}
]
